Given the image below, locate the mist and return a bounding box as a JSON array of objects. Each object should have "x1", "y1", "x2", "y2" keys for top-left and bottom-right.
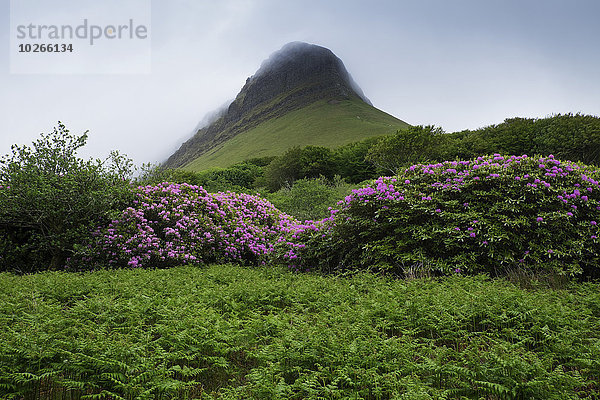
[{"x1": 193, "y1": 99, "x2": 233, "y2": 132}]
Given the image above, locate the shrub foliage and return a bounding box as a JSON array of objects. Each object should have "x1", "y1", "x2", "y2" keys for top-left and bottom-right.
[
  {"x1": 75, "y1": 182, "x2": 296, "y2": 269},
  {"x1": 274, "y1": 154, "x2": 600, "y2": 278},
  {"x1": 0, "y1": 123, "x2": 133, "y2": 273},
  {"x1": 265, "y1": 176, "x2": 355, "y2": 221}
]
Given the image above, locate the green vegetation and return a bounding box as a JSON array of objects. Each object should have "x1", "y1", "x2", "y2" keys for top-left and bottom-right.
[
  {"x1": 365, "y1": 125, "x2": 447, "y2": 174},
  {"x1": 184, "y1": 98, "x2": 408, "y2": 171},
  {"x1": 260, "y1": 146, "x2": 339, "y2": 192},
  {"x1": 140, "y1": 162, "x2": 264, "y2": 194},
  {"x1": 264, "y1": 177, "x2": 356, "y2": 221},
  {"x1": 335, "y1": 136, "x2": 381, "y2": 183},
  {"x1": 3, "y1": 116, "x2": 600, "y2": 399},
  {"x1": 360, "y1": 113, "x2": 600, "y2": 178},
  {"x1": 1, "y1": 264, "x2": 599, "y2": 399},
  {"x1": 168, "y1": 114, "x2": 600, "y2": 197},
  {"x1": 0, "y1": 123, "x2": 134, "y2": 273},
  {"x1": 275, "y1": 154, "x2": 600, "y2": 279},
  {"x1": 451, "y1": 114, "x2": 600, "y2": 164},
  {"x1": 182, "y1": 107, "x2": 600, "y2": 180}
]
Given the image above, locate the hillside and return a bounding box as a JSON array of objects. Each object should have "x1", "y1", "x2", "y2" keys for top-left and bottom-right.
[
  {"x1": 165, "y1": 42, "x2": 409, "y2": 170},
  {"x1": 185, "y1": 96, "x2": 407, "y2": 170}
]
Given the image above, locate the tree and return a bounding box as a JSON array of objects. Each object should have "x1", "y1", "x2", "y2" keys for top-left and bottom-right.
[
  {"x1": 262, "y1": 147, "x2": 303, "y2": 191},
  {"x1": 261, "y1": 146, "x2": 340, "y2": 191},
  {"x1": 366, "y1": 125, "x2": 446, "y2": 174},
  {"x1": 334, "y1": 137, "x2": 379, "y2": 183},
  {"x1": 298, "y1": 146, "x2": 337, "y2": 180},
  {"x1": 0, "y1": 122, "x2": 134, "y2": 272}
]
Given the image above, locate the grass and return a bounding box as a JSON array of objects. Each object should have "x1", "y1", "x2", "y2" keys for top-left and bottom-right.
[
  {"x1": 1, "y1": 264, "x2": 599, "y2": 399},
  {"x1": 184, "y1": 98, "x2": 408, "y2": 171}
]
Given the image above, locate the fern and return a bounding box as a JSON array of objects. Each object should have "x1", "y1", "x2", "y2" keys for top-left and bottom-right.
[{"x1": 0, "y1": 264, "x2": 598, "y2": 399}]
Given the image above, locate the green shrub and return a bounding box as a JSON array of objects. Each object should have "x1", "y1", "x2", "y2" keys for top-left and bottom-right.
[
  {"x1": 0, "y1": 122, "x2": 134, "y2": 273},
  {"x1": 366, "y1": 125, "x2": 448, "y2": 174},
  {"x1": 333, "y1": 136, "x2": 379, "y2": 183},
  {"x1": 265, "y1": 176, "x2": 355, "y2": 221},
  {"x1": 451, "y1": 113, "x2": 600, "y2": 165},
  {"x1": 137, "y1": 162, "x2": 263, "y2": 193},
  {"x1": 274, "y1": 154, "x2": 600, "y2": 278},
  {"x1": 193, "y1": 163, "x2": 262, "y2": 192},
  {"x1": 262, "y1": 146, "x2": 339, "y2": 191}
]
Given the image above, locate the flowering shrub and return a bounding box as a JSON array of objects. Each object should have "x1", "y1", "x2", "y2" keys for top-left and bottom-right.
[
  {"x1": 75, "y1": 182, "x2": 296, "y2": 269},
  {"x1": 274, "y1": 155, "x2": 600, "y2": 278}
]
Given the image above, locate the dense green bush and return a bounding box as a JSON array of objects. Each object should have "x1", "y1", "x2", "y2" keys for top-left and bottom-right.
[
  {"x1": 260, "y1": 147, "x2": 303, "y2": 191},
  {"x1": 138, "y1": 162, "x2": 262, "y2": 193},
  {"x1": 275, "y1": 154, "x2": 600, "y2": 278},
  {"x1": 262, "y1": 146, "x2": 339, "y2": 191},
  {"x1": 366, "y1": 125, "x2": 448, "y2": 174},
  {"x1": 452, "y1": 113, "x2": 600, "y2": 164},
  {"x1": 265, "y1": 176, "x2": 355, "y2": 221},
  {"x1": 333, "y1": 137, "x2": 379, "y2": 183},
  {"x1": 298, "y1": 145, "x2": 337, "y2": 179},
  {"x1": 0, "y1": 123, "x2": 134, "y2": 273},
  {"x1": 194, "y1": 163, "x2": 262, "y2": 192},
  {"x1": 364, "y1": 114, "x2": 600, "y2": 173}
]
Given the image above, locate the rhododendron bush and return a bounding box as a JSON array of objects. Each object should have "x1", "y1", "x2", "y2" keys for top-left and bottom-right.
[
  {"x1": 75, "y1": 182, "x2": 296, "y2": 269},
  {"x1": 76, "y1": 155, "x2": 600, "y2": 279},
  {"x1": 273, "y1": 155, "x2": 600, "y2": 278}
]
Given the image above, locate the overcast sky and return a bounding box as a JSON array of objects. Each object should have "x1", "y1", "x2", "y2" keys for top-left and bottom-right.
[{"x1": 1, "y1": 0, "x2": 599, "y2": 166}]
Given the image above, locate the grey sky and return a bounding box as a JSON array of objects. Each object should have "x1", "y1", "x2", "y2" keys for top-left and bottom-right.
[{"x1": 1, "y1": 0, "x2": 599, "y2": 166}]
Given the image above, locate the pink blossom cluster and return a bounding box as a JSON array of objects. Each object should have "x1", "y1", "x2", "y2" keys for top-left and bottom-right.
[
  {"x1": 273, "y1": 154, "x2": 600, "y2": 271},
  {"x1": 92, "y1": 182, "x2": 297, "y2": 268}
]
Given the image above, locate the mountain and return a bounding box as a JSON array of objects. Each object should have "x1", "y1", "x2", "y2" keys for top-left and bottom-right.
[{"x1": 165, "y1": 42, "x2": 409, "y2": 170}]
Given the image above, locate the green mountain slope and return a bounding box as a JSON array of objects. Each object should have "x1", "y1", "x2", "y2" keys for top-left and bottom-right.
[
  {"x1": 165, "y1": 42, "x2": 410, "y2": 171},
  {"x1": 184, "y1": 97, "x2": 408, "y2": 171}
]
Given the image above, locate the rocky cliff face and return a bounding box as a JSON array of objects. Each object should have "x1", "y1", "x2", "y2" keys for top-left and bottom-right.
[{"x1": 164, "y1": 42, "x2": 372, "y2": 169}]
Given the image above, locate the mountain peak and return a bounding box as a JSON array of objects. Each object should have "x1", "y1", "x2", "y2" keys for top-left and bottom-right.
[
  {"x1": 164, "y1": 42, "x2": 392, "y2": 169},
  {"x1": 248, "y1": 42, "x2": 371, "y2": 106}
]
